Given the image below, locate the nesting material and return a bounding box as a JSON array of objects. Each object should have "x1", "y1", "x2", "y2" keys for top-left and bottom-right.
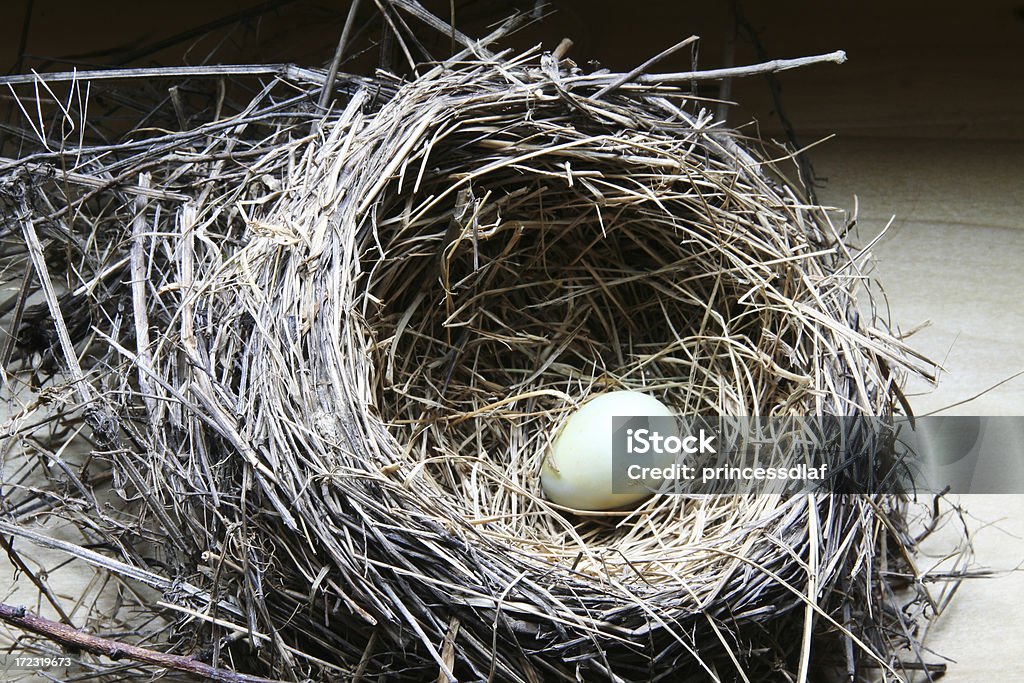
[{"x1": 0, "y1": 40, "x2": 950, "y2": 682}]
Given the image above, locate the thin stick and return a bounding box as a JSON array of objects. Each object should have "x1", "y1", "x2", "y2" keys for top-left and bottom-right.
[
  {"x1": 0, "y1": 603, "x2": 278, "y2": 683},
  {"x1": 0, "y1": 536, "x2": 73, "y2": 626},
  {"x1": 109, "y1": 0, "x2": 301, "y2": 66},
  {"x1": 919, "y1": 369, "x2": 1024, "y2": 416},
  {"x1": 19, "y1": 202, "x2": 90, "y2": 406},
  {"x1": 592, "y1": 35, "x2": 699, "y2": 99},
  {"x1": 11, "y1": 0, "x2": 34, "y2": 75},
  {"x1": 716, "y1": 4, "x2": 736, "y2": 123},
  {"x1": 0, "y1": 520, "x2": 240, "y2": 616},
  {"x1": 733, "y1": 2, "x2": 820, "y2": 201},
  {"x1": 130, "y1": 174, "x2": 158, "y2": 425},
  {"x1": 448, "y1": 0, "x2": 455, "y2": 56},
  {"x1": 5, "y1": 162, "x2": 189, "y2": 200},
  {"x1": 0, "y1": 265, "x2": 33, "y2": 368},
  {"x1": 319, "y1": 0, "x2": 363, "y2": 109},
  {"x1": 0, "y1": 63, "x2": 325, "y2": 87},
  {"x1": 583, "y1": 50, "x2": 847, "y2": 90},
  {"x1": 796, "y1": 496, "x2": 819, "y2": 683},
  {"x1": 387, "y1": 0, "x2": 479, "y2": 54}
]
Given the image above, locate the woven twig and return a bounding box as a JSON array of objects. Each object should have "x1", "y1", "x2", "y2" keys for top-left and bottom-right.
[{"x1": 0, "y1": 32, "x2": 955, "y2": 683}]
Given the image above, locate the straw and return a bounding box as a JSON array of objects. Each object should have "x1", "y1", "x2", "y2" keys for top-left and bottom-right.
[{"x1": 0, "y1": 17, "x2": 959, "y2": 682}]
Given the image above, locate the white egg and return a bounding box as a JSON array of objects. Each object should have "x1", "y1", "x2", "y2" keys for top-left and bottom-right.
[{"x1": 540, "y1": 391, "x2": 674, "y2": 511}]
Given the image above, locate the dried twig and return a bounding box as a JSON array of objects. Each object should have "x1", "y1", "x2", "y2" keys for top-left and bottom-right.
[
  {"x1": 576, "y1": 50, "x2": 846, "y2": 89},
  {"x1": 0, "y1": 14, "x2": 953, "y2": 682},
  {"x1": 0, "y1": 603, "x2": 277, "y2": 683},
  {"x1": 0, "y1": 63, "x2": 326, "y2": 87},
  {"x1": 732, "y1": 0, "x2": 823, "y2": 201},
  {"x1": 592, "y1": 35, "x2": 698, "y2": 99},
  {"x1": 319, "y1": 0, "x2": 364, "y2": 109}
]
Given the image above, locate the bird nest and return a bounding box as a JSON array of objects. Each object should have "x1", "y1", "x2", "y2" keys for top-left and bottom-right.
[{"x1": 0, "y1": 39, "x2": 947, "y2": 683}]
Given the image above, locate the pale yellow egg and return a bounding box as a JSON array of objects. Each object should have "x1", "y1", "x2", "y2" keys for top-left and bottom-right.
[{"x1": 540, "y1": 391, "x2": 674, "y2": 511}]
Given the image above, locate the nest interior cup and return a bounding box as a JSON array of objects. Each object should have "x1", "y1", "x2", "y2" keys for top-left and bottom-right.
[{"x1": 0, "y1": 38, "x2": 940, "y2": 683}]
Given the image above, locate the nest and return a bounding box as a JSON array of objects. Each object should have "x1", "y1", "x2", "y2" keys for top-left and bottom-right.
[{"x1": 0, "y1": 32, "x2": 950, "y2": 683}]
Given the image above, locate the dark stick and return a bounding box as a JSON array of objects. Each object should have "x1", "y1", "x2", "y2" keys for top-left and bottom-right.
[
  {"x1": 319, "y1": 0, "x2": 363, "y2": 109},
  {"x1": 109, "y1": 0, "x2": 302, "y2": 66},
  {"x1": 0, "y1": 536, "x2": 73, "y2": 626},
  {"x1": 861, "y1": 659, "x2": 948, "y2": 674},
  {"x1": 388, "y1": 0, "x2": 477, "y2": 53},
  {"x1": 591, "y1": 35, "x2": 699, "y2": 100},
  {"x1": 0, "y1": 266, "x2": 33, "y2": 367},
  {"x1": 448, "y1": 0, "x2": 455, "y2": 57},
  {"x1": 716, "y1": 4, "x2": 736, "y2": 124},
  {"x1": 0, "y1": 603, "x2": 278, "y2": 683},
  {"x1": 732, "y1": 0, "x2": 821, "y2": 202},
  {"x1": 9, "y1": 0, "x2": 34, "y2": 76},
  {"x1": 0, "y1": 0, "x2": 35, "y2": 151}
]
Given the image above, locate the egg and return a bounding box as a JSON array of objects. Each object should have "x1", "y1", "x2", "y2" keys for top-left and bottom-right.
[{"x1": 540, "y1": 391, "x2": 674, "y2": 511}]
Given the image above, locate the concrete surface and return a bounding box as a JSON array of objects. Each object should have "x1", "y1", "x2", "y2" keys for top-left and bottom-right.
[{"x1": 815, "y1": 137, "x2": 1024, "y2": 680}]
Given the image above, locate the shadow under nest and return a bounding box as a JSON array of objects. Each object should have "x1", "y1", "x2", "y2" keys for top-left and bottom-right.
[{"x1": 0, "y1": 43, "x2": 946, "y2": 683}]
